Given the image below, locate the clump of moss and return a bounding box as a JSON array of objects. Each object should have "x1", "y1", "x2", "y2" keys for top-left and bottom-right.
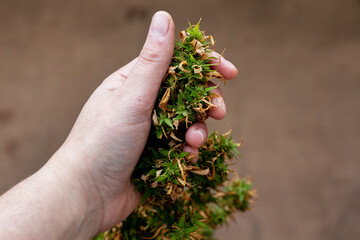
[{"x1": 95, "y1": 21, "x2": 256, "y2": 240}]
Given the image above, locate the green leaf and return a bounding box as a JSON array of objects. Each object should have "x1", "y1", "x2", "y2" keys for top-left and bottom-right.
[
  {"x1": 163, "y1": 118, "x2": 174, "y2": 129},
  {"x1": 205, "y1": 86, "x2": 217, "y2": 92},
  {"x1": 178, "y1": 214, "x2": 186, "y2": 228},
  {"x1": 155, "y1": 175, "x2": 167, "y2": 183},
  {"x1": 177, "y1": 152, "x2": 189, "y2": 158}
]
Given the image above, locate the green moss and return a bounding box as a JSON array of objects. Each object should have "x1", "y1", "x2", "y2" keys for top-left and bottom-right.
[{"x1": 95, "y1": 21, "x2": 256, "y2": 240}]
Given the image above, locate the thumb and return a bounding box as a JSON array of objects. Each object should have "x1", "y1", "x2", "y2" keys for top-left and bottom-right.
[{"x1": 124, "y1": 11, "x2": 175, "y2": 109}]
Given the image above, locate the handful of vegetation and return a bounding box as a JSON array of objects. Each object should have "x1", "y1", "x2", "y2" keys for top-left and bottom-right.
[{"x1": 95, "y1": 21, "x2": 256, "y2": 240}]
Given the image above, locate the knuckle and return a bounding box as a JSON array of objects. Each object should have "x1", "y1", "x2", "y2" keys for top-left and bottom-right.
[{"x1": 138, "y1": 46, "x2": 162, "y2": 65}]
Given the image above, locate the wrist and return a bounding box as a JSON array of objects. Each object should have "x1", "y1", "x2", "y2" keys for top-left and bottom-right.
[
  {"x1": 0, "y1": 150, "x2": 102, "y2": 239},
  {"x1": 44, "y1": 146, "x2": 104, "y2": 238}
]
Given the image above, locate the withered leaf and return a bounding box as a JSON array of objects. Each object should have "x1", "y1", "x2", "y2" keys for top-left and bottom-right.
[
  {"x1": 170, "y1": 132, "x2": 183, "y2": 142},
  {"x1": 177, "y1": 177, "x2": 186, "y2": 186},
  {"x1": 168, "y1": 66, "x2": 177, "y2": 74},
  {"x1": 142, "y1": 224, "x2": 167, "y2": 239},
  {"x1": 159, "y1": 88, "x2": 171, "y2": 112},
  {"x1": 190, "y1": 168, "x2": 210, "y2": 176},
  {"x1": 192, "y1": 65, "x2": 202, "y2": 74},
  {"x1": 152, "y1": 110, "x2": 159, "y2": 126},
  {"x1": 208, "y1": 35, "x2": 214, "y2": 45},
  {"x1": 179, "y1": 61, "x2": 191, "y2": 73},
  {"x1": 179, "y1": 30, "x2": 187, "y2": 43},
  {"x1": 156, "y1": 169, "x2": 163, "y2": 178},
  {"x1": 173, "y1": 119, "x2": 179, "y2": 130}
]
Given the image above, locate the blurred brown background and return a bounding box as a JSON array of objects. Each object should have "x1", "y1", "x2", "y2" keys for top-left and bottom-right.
[{"x1": 1, "y1": 0, "x2": 360, "y2": 239}]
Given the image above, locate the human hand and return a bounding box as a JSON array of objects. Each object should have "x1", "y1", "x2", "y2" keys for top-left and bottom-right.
[{"x1": 47, "y1": 11, "x2": 238, "y2": 235}]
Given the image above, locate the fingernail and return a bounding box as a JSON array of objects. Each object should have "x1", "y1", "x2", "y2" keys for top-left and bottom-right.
[
  {"x1": 196, "y1": 128, "x2": 206, "y2": 144},
  {"x1": 150, "y1": 11, "x2": 170, "y2": 37},
  {"x1": 212, "y1": 97, "x2": 226, "y2": 114},
  {"x1": 225, "y1": 58, "x2": 238, "y2": 73},
  {"x1": 183, "y1": 145, "x2": 199, "y2": 163},
  {"x1": 183, "y1": 145, "x2": 192, "y2": 153}
]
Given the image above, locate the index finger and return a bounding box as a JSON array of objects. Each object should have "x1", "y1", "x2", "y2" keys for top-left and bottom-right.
[{"x1": 209, "y1": 52, "x2": 238, "y2": 80}]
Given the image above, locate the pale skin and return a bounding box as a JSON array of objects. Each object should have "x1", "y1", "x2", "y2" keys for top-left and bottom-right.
[{"x1": 0, "y1": 11, "x2": 238, "y2": 239}]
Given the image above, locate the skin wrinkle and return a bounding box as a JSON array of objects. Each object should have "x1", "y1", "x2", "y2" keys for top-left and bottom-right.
[
  {"x1": 118, "y1": 72, "x2": 128, "y2": 81},
  {"x1": 138, "y1": 46, "x2": 163, "y2": 65}
]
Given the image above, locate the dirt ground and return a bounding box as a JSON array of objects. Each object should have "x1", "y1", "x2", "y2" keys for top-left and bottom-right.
[{"x1": 1, "y1": 0, "x2": 360, "y2": 239}]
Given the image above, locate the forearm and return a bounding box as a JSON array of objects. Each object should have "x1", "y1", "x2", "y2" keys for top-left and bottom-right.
[{"x1": 0, "y1": 149, "x2": 101, "y2": 239}]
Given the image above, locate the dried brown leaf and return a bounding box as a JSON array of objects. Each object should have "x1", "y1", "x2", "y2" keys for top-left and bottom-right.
[
  {"x1": 170, "y1": 132, "x2": 183, "y2": 142},
  {"x1": 152, "y1": 110, "x2": 159, "y2": 126},
  {"x1": 161, "y1": 126, "x2": 167, "y2": 138},
  {"x1": 166, "y1": 182, "x2": 173, "y2": 195},
  {"x1": 190, "y1": 232, "x2": 203, "y2": 240},
  {"x1": 207, "y1": 161, "x2": 216, "y2": 180},
  {"x1": 168, "y1": 66, "x2": 177, "y2": 74},
  {"x1": 156, "y1": 169, "x2": 163, "y2": 178},
  {"x1": 141, "y1": 174, "x2": 149, "y2": 182},
  {"x1": 159, "y1": 88, "x2": 171, "y2": 112},
  {"x1": 173, "y1": 120, "x2": 179, "y2": 130},
  {"x1": 222, "y1": 128, "x2": 232, "y2": 137},
  {"x1": 176, "y1": 159, "x2": 187, "y2": 182},
  {"x1": 185, "y1": 116, "x2": 192, "y2": 129},
  {"x1": 142, "y1": 224, "x2": 167, "y2": 239},
  {"x1": 208, "y1": 35, "x2": 214, "y2": 45},
  {"x1": 214, "y1": 192, "x2": 226, "y2": 198},
  {"x1": 192, "y1": 65, "x2": 202, "y2": 74},
  {"x1": 190, "y1": 168, "x2": 210, "y2": 175},
  {"x1": 180, "y1": 30, "x2": 187, "y2": 43},
  {"x1": 177, "y1": 176, "x2": 187, "y2": 186},
  {"x1": 200, "y1": 52, "x2": 212, "y2": 60},
  {"x1": 179, "y1": 61, "x2": 191, "y2": 73}
]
